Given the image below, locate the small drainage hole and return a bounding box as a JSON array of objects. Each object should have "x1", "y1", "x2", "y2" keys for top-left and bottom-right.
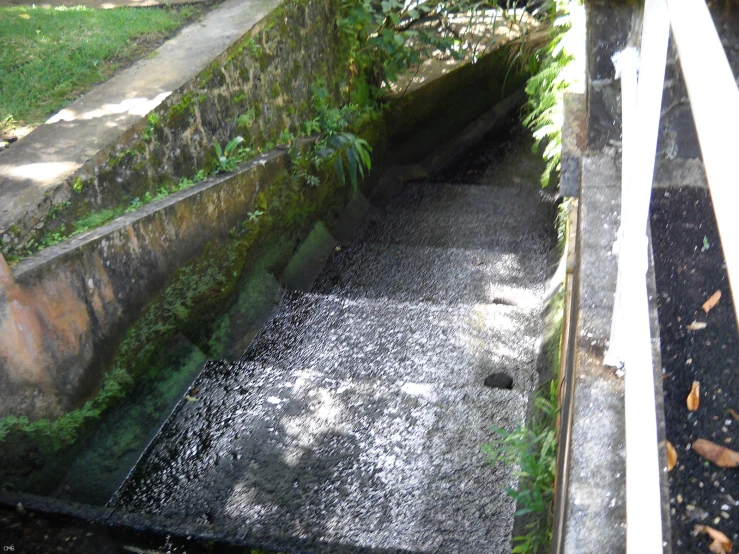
[{"x1": 484, "y1": 373, "x2": 513, "y2": 389}]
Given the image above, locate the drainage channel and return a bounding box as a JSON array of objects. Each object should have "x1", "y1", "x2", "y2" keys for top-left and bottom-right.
[{"x1": 1, "y1": 120, "x2": 558, "y2": 553}]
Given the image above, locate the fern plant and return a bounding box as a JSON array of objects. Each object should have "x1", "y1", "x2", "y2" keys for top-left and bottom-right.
[{"x1": 518, "y1": 1, "x2": 581, "y2": 187}]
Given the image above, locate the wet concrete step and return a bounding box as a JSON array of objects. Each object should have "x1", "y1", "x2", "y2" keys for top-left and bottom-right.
[
  {"x1": 373, "y1": 182, "x2": 544, "y2": 218},
  {"x1": 359, "y1": 182, "x2": 554, "y2": 250},
  {"x1": 242, "y1": 291, "x2": 541, "y2": 392},
  {"x1": 313, "y1": 242, "x2": 547, "y2": 308},
  {"x1": 357, "y1": 206, "x2": 551, "y2": 251},
  {"x1": 110, "y1": 359, "x2": 525, "y2": 553}
]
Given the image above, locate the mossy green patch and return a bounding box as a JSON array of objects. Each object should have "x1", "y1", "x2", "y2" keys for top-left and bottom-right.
[{"x1": 166, "y1": 91, "x2": 196, "y2": 124}]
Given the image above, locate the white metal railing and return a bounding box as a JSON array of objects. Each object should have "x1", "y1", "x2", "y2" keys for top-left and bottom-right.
[{"x1": 605, "y1": 0, "x2": 739, "y2": 552}]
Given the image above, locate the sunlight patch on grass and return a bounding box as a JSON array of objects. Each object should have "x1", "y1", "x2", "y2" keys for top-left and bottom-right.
[{"x1": 0, "y1": 4, "x2": 202, "y2": 129}]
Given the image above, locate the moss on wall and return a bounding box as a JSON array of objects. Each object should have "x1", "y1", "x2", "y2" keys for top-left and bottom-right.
[
  {"x1": 1, "y1": 0, "x2": 348, "y2": 262},
  {"x1": 0, "y1": 111, "x2": 383, "y2": 495}
]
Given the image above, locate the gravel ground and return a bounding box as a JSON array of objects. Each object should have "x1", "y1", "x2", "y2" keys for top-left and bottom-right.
[{"x1": 650, "y1": 186, "x2": 739, "y2": 552}]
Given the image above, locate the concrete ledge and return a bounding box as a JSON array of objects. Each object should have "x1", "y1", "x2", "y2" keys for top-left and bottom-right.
[
  {"x1": 560, "y1": 92, "x2": 587, "y2": 198},
  {"x1": 554, "y1": 151, "x2": 671, "y2": 553}
]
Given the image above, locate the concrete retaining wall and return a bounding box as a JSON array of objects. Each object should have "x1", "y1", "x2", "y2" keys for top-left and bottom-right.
[
  {"x1": 0, "y1": 152, "x2": 285, "y2": 418},
  {"x1": 0, "y1": 29, "x2": 525, "y2": 420},
  {"x1": 1, "y1": 0, "x2": 346, "y2": 255}
]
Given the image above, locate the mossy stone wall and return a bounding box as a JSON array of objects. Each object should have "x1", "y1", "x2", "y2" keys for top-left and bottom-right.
[{"x1": 2, "y1": 0, "x2": 347, "y2": 258}]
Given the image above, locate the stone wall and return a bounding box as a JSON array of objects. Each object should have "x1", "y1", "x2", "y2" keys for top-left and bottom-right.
[{"x1": 2, "y1": 0, "x2": 347, "y2": 254}]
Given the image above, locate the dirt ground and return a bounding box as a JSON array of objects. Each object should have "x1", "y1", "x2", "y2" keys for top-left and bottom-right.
[
  {"x1": 0, "y1": 505, "x2": 121, "y2": 554},
  {"x1": 650, "y1": 186, "x2": 739, "y2": 552}
]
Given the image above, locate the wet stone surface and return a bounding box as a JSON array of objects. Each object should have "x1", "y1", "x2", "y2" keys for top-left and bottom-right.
[
  {"x1": 313, "y1": 242, "x2": 546, "y2": 310},
  {"x1": 242, "y1": 292, "x2": 540, "y2": 393},
  {"x1": 112, "y1": 361, "x2": 526, "y2": 553},
  {"x1": 110, "y1": 123, "x2": 554, "y2": 553}
]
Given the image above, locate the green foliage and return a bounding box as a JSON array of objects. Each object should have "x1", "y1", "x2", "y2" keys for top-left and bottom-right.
[
  {"x1": 337, "y1": 0, "x2": 465, "y2": 89},
  {"x1": 483, "y1": 380, "x2": 559, "y2": 553},
  {"x1": 73, "y1": 208, "x2": 118, "y2": 232},
  {"x1": 213, "y1": 135, "x2": 245, "y2": 173},
  {"x1": 278, "y1": 129, "x2": 295, "y2": 146},
  {"x1": 142, "y1": 112, "x2": 160, "y2": 142},
  {"x1": 1, "y1": 114, "x2": 15, "y2": 133},
  {"x1": 238, "y1": 107, "x2": 256, "y2": 128},
  {"x1": 246, "y1": 37, "x2": 263, "y2": 59},
  {"x1": 0, "y1": 366, "x2": 134, "y2": 451},
  {"x1": 519, "y1": 2, "x2": 580, "y2": 187},
  {"x1": 317, "y1": 132, "x2": 372, "y2": 192},
  {"x1": 247, "y1": 209, "x2": 264, "y2": 223}
]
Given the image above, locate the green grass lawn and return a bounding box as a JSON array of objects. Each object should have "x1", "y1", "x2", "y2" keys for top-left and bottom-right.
[{"x1": 0, "y1": 4, "x2": 204, "y2": 130}]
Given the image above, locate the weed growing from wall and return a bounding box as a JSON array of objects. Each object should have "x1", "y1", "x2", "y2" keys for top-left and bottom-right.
[
  {"x1": 483, "y1": 281, "x2": 566, "y2": 553},
  {"x1": 484, "y1": 380, "x2": 559, "y2": 553}
]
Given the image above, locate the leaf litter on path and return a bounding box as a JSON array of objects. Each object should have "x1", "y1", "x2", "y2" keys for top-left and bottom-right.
[
  {"x1": 687, "y1": 381, "x2": 700, "y2": 411},
  {"x1": 692, "y1": 439, "x2": 739, "y2": 469},
  {"x1": 703, "y1": 290, "x2": 722, "y2": 314},
  {"x1": 666, "y1": 440, "x2": 678, "y2": 471},
  {"x1": 694, "y1": 524, "x2": 732, "y2": 553}
]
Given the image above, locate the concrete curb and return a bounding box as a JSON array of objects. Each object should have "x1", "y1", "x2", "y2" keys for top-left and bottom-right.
[{"x1": 552, "y1": 150, "x2": 671, "y2": 553}]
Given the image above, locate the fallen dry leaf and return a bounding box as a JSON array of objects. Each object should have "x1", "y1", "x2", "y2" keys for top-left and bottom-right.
[
  {"x1": 687, "y1": 321, "x2": 707, "y2": 330},
  {"x1": 687, "y1": 381, "x2": 700, "y2": 411},
  {"x1": 729, "y1": 409, "x2": 739, "y2": 421},
  {"x1": 666, "y1": 440, "x2": 678, "y2": 471},
  {"x1": 692, "y1": 439, "x2": 739, "y2": 468},
  {"x1": 695, "y1": 524, "x2": 733, "y2": 553},
  {"x1": 702, "y1": 290, "x2": 722, "y2": 314}
]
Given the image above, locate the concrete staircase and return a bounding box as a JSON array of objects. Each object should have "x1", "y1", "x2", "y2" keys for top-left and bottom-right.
[{"x1": 109, "y1": 127, "x2": 555, "y2": 553}]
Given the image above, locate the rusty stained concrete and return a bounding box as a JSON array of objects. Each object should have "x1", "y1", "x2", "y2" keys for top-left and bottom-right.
[{"x1": 0, "y1": 151, "x2": 285, "y2": 419}]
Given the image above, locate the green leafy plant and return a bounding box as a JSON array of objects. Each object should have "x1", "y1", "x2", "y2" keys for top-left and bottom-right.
[
  {"x1": 278, "y1": 129, "x2": 295, "y2": 147},
  {"x1": 317, "y1": 132, "x2": 372, "y2": 191},
  {"x1": 142, "y1": 112, "x2": 160, "y2": 142},
  {"x1": 516, "y1": 1, "x2": 581, "y2": 187},
  {"x1": 247, "y1": 209, "x2": 263, "y2": 223},
  {"x1": 213, "y1": 135, "x2": 245, "y2": 173},
  {"x1": 483, "y1": 380, "x2": 558, "y2": 553},
  {"x1": 1, "y1": 114, "x2": 15, "y2": 133},
  {"x1": 337, "y1": 0, "x2": 464, "y2": 89}
]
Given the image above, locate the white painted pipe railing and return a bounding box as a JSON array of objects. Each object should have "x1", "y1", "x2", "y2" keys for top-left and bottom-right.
[
  {"x1": 667, "y1": 0, "x2": 739, "y2": 324},
  {"x1": 605, "y1": 0, "x2": 738, "y2": 552}
]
